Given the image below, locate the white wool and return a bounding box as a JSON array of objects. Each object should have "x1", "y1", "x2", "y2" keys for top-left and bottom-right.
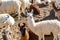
[
  {"x1": 0, "y1": 14, "x2": 15, "y2": 40},
  {"x1": 20, "y1": 0, "x2": 31, "y2": 14},
  {"x1": 45, "y1": 0, "x2": 51, "y2": 3},
  {"x1": 0, "y1": 14, "x2": 15, "y2": 25},
  {"x1": 0, "y1": 0, "x2": 21, "y2": 20},
  {"x1": 6, "y1": 15, "x2": 15, "y2": 25},
  {"x1": 23, "y1": 0, "x2": 31, "y2": 5},
  {"x1": 34, "y1": 0, "x2": 41, "y2": 4},
  {"x1": 0, "y1": 14, "x2": 8, "y2": 23},
  {"x1": 27, "y1": 10, "x2": 60, "y2": 40}
]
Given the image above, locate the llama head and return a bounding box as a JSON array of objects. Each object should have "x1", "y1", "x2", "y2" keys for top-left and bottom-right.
[
  {"x1": 27, "y1": 10, "x2": 35, "y2": 27},
  {"x1": 0, "y1": 14, "x2": 15, "y2": 25},
  {"x1": 18, "y1": 23, "x2": 26, "y2": 29},
  {"x1": 6, "y1": 15, "x2": 15, "y2": 25},
  {"x1": 2, "y1": 14, "x2": 9, "y2": 23},
  {"x1": 18, "y1": 23, "x2": 26, "y2": 36},
  {"x1": 27, "y1": 10, "x2": 33, "y2": 18}
]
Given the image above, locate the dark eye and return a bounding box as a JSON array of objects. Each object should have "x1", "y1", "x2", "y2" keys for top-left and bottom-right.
[
  {"x1": 30, "y1": 16, "x2": 32, "y2": 18},
  {"x1": 6, "y1": 15, "x2": 9, "y2": 18}
]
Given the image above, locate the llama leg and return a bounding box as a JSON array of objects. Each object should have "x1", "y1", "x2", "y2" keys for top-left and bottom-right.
[
  {"x1": 58, "y1": 16, "x2": 60, "y2": 20},
  {"x1": 43, "y1": 34, "x2": 45, "y2": 40},
  {"x1": 18, "y1": 9, "x2": 20, "y2": 20},
  {"x1": 39, "y1": 36, "x2": 41, "y2": 40},
  {"x1": 55, "y1": 36, "x2": 57, "y2": 40},
  {"x1": 5, "y1": 25, "x2": 12, "y2": 40},
  {"x1": 18, "y1": 5, "x2": 20, "y2": 20},
  {"x1": 22, "y1": 8, "x2": 25, "y2": 15},
  {"x1": 53, "y1": 35, "x2": 57, "y2": 40}
]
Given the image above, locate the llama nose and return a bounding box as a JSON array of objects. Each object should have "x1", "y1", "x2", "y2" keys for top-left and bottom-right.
[{"x1": 27, "y1": 14, "x2": 29, "y2": 17}]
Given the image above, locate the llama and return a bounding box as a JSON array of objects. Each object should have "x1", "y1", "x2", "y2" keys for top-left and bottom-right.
[
  {"x1": 51, "y1": 2, "x2": 60, "y2": 20},
  {"x1": 27, "y1": 10, "x2": 60, "y2": 40},
  {"x1": 30, "y1": 3, "x2": 41, "y2": 14},
  {"x1": 0, "y1": 13, "x2": 15, "y2": 26},
  {"x1": 18, "y1": 23, "x2": 29, "y2": 40},
  {"x1": 54, "y1": 0, "x2": 60, "y2": 9},
  {"x1": 20, "y1": 0, "x2": 31, "y2": 14},
  {"x1": 44, "y1": 0, "x2": 52, "y2": 4},
  {"x1": 0, "y1": 13, "x2": 15, "y2": 40},
  {"x1": 18, "y1": 23, "x2": 38, "y2": 40},
  {"x1": 0, "y1": 0, "x2": 21, "y2": 20},
  {"x1": 34, "y1": 0, "x2": 42, "y2": 4}
]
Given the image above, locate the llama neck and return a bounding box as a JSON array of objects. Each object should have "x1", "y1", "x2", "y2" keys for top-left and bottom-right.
[
  {"x1": 31, "y1": 16, "x2": 35, "y2": 26},
  {"x1": 27, "y1": 16, "x2": 35, "y2": 27}
]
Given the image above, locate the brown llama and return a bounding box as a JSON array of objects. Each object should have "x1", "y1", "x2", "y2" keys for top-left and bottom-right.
[
  {"x1": 18, "y1": 23, "x2": 29, "y2": 40},
  {"x1": 18, "y1": 23, "x2": 39, "y2": 40}
]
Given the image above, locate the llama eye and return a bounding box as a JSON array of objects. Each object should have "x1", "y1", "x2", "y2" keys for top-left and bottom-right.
[{"x1": 30, "y1": 16, "x2": 32, "y2": 18}]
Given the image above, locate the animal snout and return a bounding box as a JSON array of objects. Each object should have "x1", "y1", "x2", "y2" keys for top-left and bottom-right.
[{"x1": 20, "y1": 27, "x2": 26, "y2": 36}]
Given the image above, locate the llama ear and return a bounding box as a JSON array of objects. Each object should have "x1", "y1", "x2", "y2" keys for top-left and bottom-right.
[
  {"x1": 31, "y1": 9, "x2": 33, "y2": 13},
  {"x1": 25, "y1": 10, "x2": 28, "y2": 17},
  {"x1": 26, "y1": 9, "x2": 28, "y2": 13},
  {"x1": 31, "y1": 9, "x2": 33, "y2": 15}
]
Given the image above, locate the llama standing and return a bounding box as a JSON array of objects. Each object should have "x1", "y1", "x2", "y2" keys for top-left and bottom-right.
[
  {"x1": 0, "y1": 0, "x2": 21, "y2": 20},
  {"x1": 51, "y1": 2, "x2": 60, "y2": 20},
  {"x1": 27, "y1": 10, "x2": 60, "y2": 40}
]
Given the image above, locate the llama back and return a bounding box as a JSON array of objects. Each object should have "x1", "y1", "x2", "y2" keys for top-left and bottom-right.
[
  {"x1": 35, "y1": 20, "x2": 60, "y2": 35},
  {"x1": 36, "y1": 20, "x2": 60, "y2": 26},
  {"x1": 35, "y1": 20, "x2": 60, "y2": 31}
]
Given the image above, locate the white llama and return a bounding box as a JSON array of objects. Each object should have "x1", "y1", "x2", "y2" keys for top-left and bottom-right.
[
  {"x1": 0, "y1": 13, "x2": 15, "y2": 26},
  {"x1": 34, "y1": 0, "x2": 41, "y2": 4},
  {"x1": 0, "y1": 0, "x2": 21, "y2": 20},
  {"x1": 0, "y1": 13, "x2": 15, "y2": 40},
  {"x1": 44, "y1": 0, "x2": 52, "y2": 3},
  {"x1": 0, "y1": 14, "x2": 15, "y2": 40},
  {"x1": 27, "y1": 10, "x2": 60, "y2": 40}
]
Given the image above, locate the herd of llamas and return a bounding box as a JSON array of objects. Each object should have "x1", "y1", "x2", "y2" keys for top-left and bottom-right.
[{"x1": 0, "y1": 0, "x2": 60, "y2": 40}]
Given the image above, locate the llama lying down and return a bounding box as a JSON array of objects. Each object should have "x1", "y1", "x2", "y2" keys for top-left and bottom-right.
[
  {"x1": 0, "y1": 13, "x2": 15, "y2": 26},
  {"x1": 27, "y1": 10, "x2": 60, "y2": 40},
  {"x1": 0, "y1": 13, "x2": 15, "y2": 40}
]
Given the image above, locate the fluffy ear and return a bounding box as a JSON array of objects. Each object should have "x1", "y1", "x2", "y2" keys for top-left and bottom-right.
[
  {"x1": 27, "y1": 12, "x2": 29, "y2": 17},
  {"x1": 25, "y1": 9, "x2": 28, "y2": 17},
  {"x1": 26, "y1": 9, "x2": 28, "y2": 13},
  {"x1": 31, "y1": 9, "x2": 33, "y2": 15},
  {"x1": 31, "y1": 9, "x2": 33, "y2": 13}
]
